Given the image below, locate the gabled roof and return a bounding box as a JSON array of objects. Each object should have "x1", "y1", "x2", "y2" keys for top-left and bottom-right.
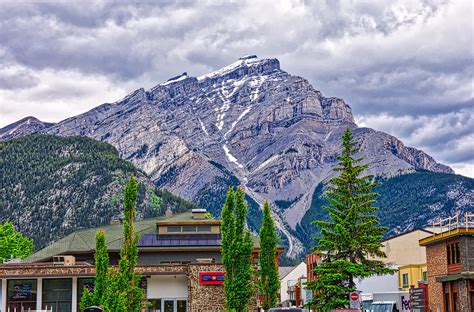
[{"x1": 279, "y1": 266, "x2": 296, "y2": 279}]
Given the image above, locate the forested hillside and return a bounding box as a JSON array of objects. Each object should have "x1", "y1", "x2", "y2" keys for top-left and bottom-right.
[
  {"x1": 0, "y1": 135, "x2": 197, "y2": 249},
  {"x1": 297, "y1": 171, "x2": 474, "y2": 249}
]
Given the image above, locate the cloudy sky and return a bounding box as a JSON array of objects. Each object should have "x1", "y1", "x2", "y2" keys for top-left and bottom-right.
[{"x1": 0, "y1": 0, "x2": 472, "y2": 176}]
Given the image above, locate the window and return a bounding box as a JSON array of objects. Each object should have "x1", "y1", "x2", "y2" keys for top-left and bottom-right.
[
  {"x1": 422, "y1": 271, "x2": 427, "y2": 281},
  {"x1": 167, "y1": 226, "x2": 181, "y2": 232},
  {"x1": 447, "y1": 242, "x2": 461, "y2": 265},
  {"x1": 402, "y1": 273, "x2": 409, "y2": 288},
  {"x1": 77, "y1": 278, "x2": 94, "y2": 311},
  {"x1": 197, "y1": 225, "x2": 211, "y2": 232},
  {"x1": 7, "y1": 279, "x2": 37, "y2": 311},
  {"x1": 42, "y1": 278, "x2": 72, "y2": 312},
  {"x1": 182, "y1": 225, "x2": 197, "y2": 232}
]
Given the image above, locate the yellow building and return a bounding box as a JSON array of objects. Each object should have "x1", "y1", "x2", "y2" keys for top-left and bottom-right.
[
  {"x1": 377, "y1": 229, "x2": 433, "y2": 290},
  {"x1": 398, "y1": 264, "x2": 427, "y2": 290}
]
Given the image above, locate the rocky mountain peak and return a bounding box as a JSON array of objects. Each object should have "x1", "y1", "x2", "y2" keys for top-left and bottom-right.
[{"x1": 0, "y1": 116, "x2": 54, "y2": 141}]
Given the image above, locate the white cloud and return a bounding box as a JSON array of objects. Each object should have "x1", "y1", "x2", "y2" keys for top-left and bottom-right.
[{"x1": 0, "y1": 0, "x2": 472, "y2": 175}]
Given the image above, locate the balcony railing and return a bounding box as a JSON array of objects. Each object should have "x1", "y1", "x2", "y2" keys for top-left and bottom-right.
[{"x1": 431, "y1": 212, "x2": 474, "y2": 235}]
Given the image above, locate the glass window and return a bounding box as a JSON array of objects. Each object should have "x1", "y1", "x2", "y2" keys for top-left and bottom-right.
[
  {"x1": 177, "y1": 300, "x2": 187, "y2": 312},
  {"x1": 77, "y1": 278, "x2": 95, "y2": 311},
  {"x1": 402, "y1": 273, "x2": 409, "y2": 287},
  {"x1": 182, "y1": 225, "x2": 197, "y2": 232},
  {"x1": 197, "y1": 225, "x2": 211, "y2": 232},
  {"x1": 447, "y1": 245, "x2": 451, "y2": 264},
  {"x1": 168, "y1": 226, "x2": 181, "y2": 232},
  {"x1": 455, "y1": 243, "x2": 461, "y2": 264},
  {"x1": 7, "y1": 279, "x2": 37, "y2": 311},
  {"x1": 422, "y1": 271, "x2": 427, "y2": 281},
  {"x1": 147, "y1": 299, "x2": 162, "y2": 312},
  {"x1": 42, "y1": 278, "x2": 72, "y2": 312}
]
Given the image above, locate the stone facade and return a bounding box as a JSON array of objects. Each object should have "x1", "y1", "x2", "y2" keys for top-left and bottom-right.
[
  {"x1": 0, "y1": 263, "x2": 259, "y2": 312},
  {"x1": 0, "y1": 263, "x2": 188, "y2": 277},
  {"x1": 188, "y1": 264, "x2": 226, "y2": 312},
  {"x1": 426, "y1": 241, "x2": 447, "y2": 311}
]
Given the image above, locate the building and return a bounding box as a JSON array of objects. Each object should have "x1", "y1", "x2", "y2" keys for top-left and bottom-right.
[
  {"x1": 0, "y1": 209, "x2": 283, "y2": 312},
  {"x1": 419, "y1": 213, "x2": 474, "y2": 312},
  {"x1": 378, "y1": 228, "x2": 432, "y2": 290},
  {"x1": 279, "y1": 262, "x2": 306, "y2": 307},
  {"x1": 305, "y1": 253, "x2": 320, "y2": 283}
]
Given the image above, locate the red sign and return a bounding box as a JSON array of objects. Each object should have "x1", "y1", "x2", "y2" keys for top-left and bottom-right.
[
  {"x1": 350, "y1": 292, "x2": 359, "y2": 301},
  {"x1": 199, "y1": 271, "x2": 225, "y2": 285}
]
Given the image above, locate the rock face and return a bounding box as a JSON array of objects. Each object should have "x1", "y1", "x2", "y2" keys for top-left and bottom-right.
[{"x1": 0, "y1": 56, "x2": 455, "y2": 256}]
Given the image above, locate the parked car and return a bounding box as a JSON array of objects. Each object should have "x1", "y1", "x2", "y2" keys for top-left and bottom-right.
[{"x1": 269, "y1": 308, "x2": 303, "y2": 312}]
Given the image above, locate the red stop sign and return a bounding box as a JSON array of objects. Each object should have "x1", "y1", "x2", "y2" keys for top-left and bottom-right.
[{"x1": 350, "y1": 292, "x2": 359, "y2": 301}]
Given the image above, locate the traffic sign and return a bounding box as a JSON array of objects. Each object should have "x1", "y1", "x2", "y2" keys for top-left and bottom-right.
[{"x1": 349, "y1": 292, "x2": 360, "y2": 309}]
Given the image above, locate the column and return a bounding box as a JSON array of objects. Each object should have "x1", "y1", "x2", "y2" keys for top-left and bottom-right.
[
  {"x1": 36, "y1": 277, "x2": 43, "y2": 311},
  {"x1": 2, "y1": 279, "x2": 7, "y2": 312},
  {"x1": 71, "y1": 277, "x2": 78, "y2": 312}
]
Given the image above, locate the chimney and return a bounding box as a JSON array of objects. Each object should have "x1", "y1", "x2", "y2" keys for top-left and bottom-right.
[
  {"x1": 165, "y1": 207, "x2": 173, "y2": 218},
  {"x1": 192, "y1": 208, "x2": 207, "y2": 220}
]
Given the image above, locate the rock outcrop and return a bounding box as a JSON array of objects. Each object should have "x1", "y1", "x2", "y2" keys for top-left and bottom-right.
[{"x1": 0, "y1": 56, "x2": 455, "y2": 256}]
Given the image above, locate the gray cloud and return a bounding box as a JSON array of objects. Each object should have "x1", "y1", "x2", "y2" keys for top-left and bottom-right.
[{"x1": 0, "y1": 0, "x2": 472, "y2": 176}]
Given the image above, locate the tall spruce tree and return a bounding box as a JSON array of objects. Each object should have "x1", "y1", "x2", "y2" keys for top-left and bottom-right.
[
  {"x1": 80, "y1": 230, "x2": 109, "y2": 310},
  {"x1": 104, "y1": 176, "x2": 146, "y2": 312},
  {"x1": 258, "y1": 201, "x2": 280, "y2": 311},
  {"x1": 307, "y1": 128, "x2": 393, "y2": 311},
  {"x1": 221, "y1": 186, "x2": 255, "y2": 311}
]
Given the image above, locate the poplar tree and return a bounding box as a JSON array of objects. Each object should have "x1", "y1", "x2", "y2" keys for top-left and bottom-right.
[
  {"x1": 80, "y1": 230, "x2": 108, "y2": 310},
  {"x1": 221, "y1": 187, "x2": 254, "y2": 311},
  {"x1": 258, "y1": 201, "x2": 280, "y2": 311},
  {"x1": 104, "y1": 176, "x2": 145, "y2": 312},
  {"x1": 307, "y1": 128, "x2": 393, "y2": 311}
]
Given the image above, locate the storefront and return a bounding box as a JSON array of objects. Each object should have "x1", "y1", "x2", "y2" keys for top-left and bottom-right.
[{"x1": 146, "y1": 275, "x2": 188, "y2": 312}]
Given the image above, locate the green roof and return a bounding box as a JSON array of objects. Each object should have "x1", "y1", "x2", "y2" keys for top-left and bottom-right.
[
  {"x1": 27, "y1": 212, "x2": 283, "y2": 263},
  {"x1": 27, "y1": 218, "x2": 159, "y2": 263}
]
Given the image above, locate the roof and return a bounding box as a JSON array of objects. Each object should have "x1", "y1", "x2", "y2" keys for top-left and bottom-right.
[
  {"x1": 27, "y1": 218, "x2": 159, "y2": 263},
  {"x1": 419, "y1": 227, "x2": 474, "y2": 246},
  {"x1": 27, "y1": 212, "x2": 283, "y2": 263},
  {"x1": 381, "y1": 228, "x2": 434, "y2": 243},
  {"x1": 279, "y1": 266, "x2": 296, "y2": 279},
  {"x1": 156, "y1": 212, "x2": 220, "y2": 225}
]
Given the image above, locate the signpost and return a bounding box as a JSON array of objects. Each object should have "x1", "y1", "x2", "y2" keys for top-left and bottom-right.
[
  {"x1": 410, "y1": 288, "x2": 426, "y2": 312},
  {"x1": 349, "y1": 292, "x2": 360, "y2": 310}
]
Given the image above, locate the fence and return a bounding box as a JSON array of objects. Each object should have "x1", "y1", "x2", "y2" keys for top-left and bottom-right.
[{"x1": 431, "y1": 212, "x2": 474, "y2": 234}]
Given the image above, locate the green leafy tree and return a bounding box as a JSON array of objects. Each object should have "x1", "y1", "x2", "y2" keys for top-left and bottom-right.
[
  {"x1": 307, "y1": 128, "x2": 393, "y2": 311},
  {"x1": 0, "y1": 222, "x2": 33, "y2": 262},
  {"x1": 80, "y1": 230, "x2": 109, "y2": 310},
  {"x1": 258, "y1": 201, "x2": 280, "y2": 311},
  {"x1": 221, "y1": 187, "x2": 254, "y2": 311},
  {"x1": 104, "y1": 176, "x2": 146, "y2": 312}
]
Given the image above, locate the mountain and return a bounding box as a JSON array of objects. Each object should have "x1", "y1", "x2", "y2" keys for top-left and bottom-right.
[
  {"x1": 0, "y1": 55, "x2": 466, "y2": 257},
  {"x1": 0, "y1": 116, "x2": 55, "y2": 141},
  {"x1": 0, "y1": 135, "x2": 197, "y2": 249},
  {"x1": 297, "y1": 171, "x2": 474, "y2": 249}
]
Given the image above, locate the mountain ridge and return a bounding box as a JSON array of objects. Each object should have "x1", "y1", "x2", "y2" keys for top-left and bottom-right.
[{"x1": 0, "y1": 55, "x2": 460, "y2": 256}]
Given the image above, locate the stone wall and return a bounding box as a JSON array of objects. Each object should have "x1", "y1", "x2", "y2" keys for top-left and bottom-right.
[
  {"x1": 188, "y1": 264, "x2": 226, "y2": 312},
  {"x1": 426, "y1": 242, "x2": 447, "y2": 311},
  {"x1": 0, "y1": 263, "x2": 188, "y2": 277}
]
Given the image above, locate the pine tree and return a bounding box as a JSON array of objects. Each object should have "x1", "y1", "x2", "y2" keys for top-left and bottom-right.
[
  {"x1": 307, "y1": 128, "x2": 394, "y2": 311},
  {"x1": 80, "y1": 230, "x2": 109, "y2": 310},
  {"x1": 221, "y1": 187, "x2": 255, "y2": 311},
  {"x1": 258, "y1": 201, "x2": 280, "y2": 311}
]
